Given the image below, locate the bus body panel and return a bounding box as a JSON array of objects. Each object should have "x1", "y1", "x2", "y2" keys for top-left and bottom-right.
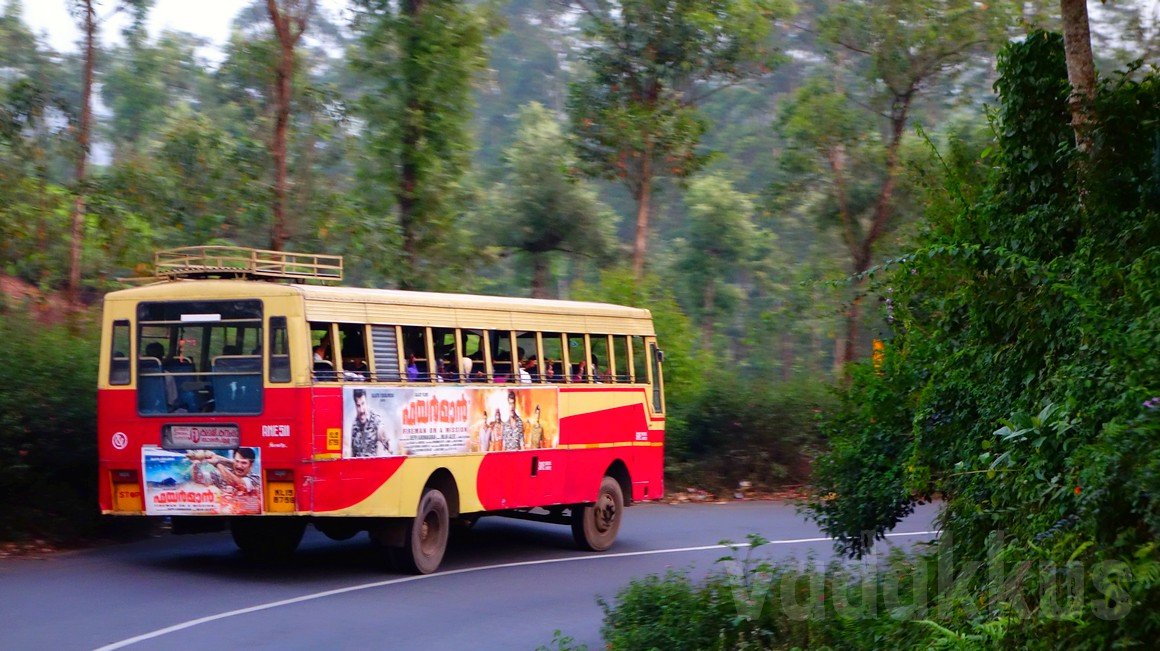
[
  {"x1": 100, "y1": 382, "x2": 665, "y2": 516},
  {"x1": 99, "y1": 278, "x2": 664, "y2": 528}
]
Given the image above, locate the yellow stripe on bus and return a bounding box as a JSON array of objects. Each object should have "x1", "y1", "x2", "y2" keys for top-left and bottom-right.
[
  {"x1": 321, "y1": 455, "x2": 487, "y2": 517},
  {"x1": 557, "y1": 441, "x2": 663, "y2": 450}
]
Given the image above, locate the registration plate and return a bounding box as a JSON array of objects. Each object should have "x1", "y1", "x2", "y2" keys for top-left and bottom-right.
[{"x1": 162, "y1": 424, "x2": 240, "y2": 449}]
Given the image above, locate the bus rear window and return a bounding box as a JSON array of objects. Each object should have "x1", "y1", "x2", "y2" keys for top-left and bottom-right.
[
  {"x1": 109, "y1": 320, "x2": 130, "y2": 385},
  {"x1": 136, "y1": 300, "x2": 264, "y2": 414}
]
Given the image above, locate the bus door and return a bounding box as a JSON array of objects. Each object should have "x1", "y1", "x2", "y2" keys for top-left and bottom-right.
[
  {"x1": 518, "y1": 385, "x2": 564, "y2": 506},
  {"x1": 309, "y1": 322, "x2": 345, "y2": 461}
]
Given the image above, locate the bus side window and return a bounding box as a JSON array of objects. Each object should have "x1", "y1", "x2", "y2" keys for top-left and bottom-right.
[
  {"x1": 541, "y1": 332, "x2": 565, "y2": 382},
  {"x1": 491, "y1": 331, "x2": 514, "y2": 383},
  {"x1": 110, "y1": 320, "x2": 130, "y2": 385},
  {"x1": 401, "y1": 326, "x2": 430, "y2": 381},
  {"x1": 516, "y1": 331, "x2": 538, "y2": 382},
  {"x1": 309, "y1": 322, "x2": 337, "y2": 381},
  {"x1": 566, "y1": 333, "x2": 586, "y2": 382},
  {"x1": 370, "y1": 325, "x2": 402, "y2": 382},
  {"x1": 338, "y1": 323, "x2": 369, "y2": 379},
  {"x1": 631, "y1": 335, "x2": 648, "y2": 384},
  {"x1": 649, "y1": 341, "x2": 664, "y2": 413},
  {"x1": 590, "y1": 335, "x2": 611, "y2": 383},
  {"x1": 431, "y1": 326, "x2": 459, "y2": 381},
  {"x1": 268, "y1": 316, "x2": 290, "y2": 383},
  {"x1": 462, "y1": 329, "x2": 486, "y2": 382},
  {"x1": 612, "y1": 336, "x2": 630, "y2": 383}
]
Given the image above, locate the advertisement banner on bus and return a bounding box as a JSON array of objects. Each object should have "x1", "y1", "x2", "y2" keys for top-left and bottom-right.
[
  {"x1": 343, "y1": 386, "x2": 559, "y2": 458},
  {"x1": 142, "y1": 447, "x2": 263, "y2": 515}
]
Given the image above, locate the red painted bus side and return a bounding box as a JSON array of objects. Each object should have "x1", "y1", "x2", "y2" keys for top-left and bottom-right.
[{"x1": 99, "y1": 384, "x2": 663, "y2": 516}]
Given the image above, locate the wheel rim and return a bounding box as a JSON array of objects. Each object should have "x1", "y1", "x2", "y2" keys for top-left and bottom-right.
[
  {"x1": 419, "y1": 509, "x2": 442, "y2": 556},
  {"x1": 593, "y1": 491, "x2": 617, "y2": 534}
]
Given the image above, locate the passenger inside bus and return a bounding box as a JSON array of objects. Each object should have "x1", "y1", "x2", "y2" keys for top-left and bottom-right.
[
  {"x1": 405, "y1": 353, "x2": 420, "y2": 381},
  {"x1": 469, "y1": 352, "x2": 486, "y2": 382},
  {"x1": 312, "y1": 329, "x2": 336, "y2": 381},
  {"x1": 163, "y1": 352, "x2": 201, "y2": 412},
  {"x1": 145, "y1": 342, "x2": 166, "y2": 360},
  {"x1": 573, "y1": 358, "x2": 589, "y2": 382},
  {"x1": 313, "y1": 334, "x2": 331, "y2": 362},
  {"x1": 138, "y1": 342, "x2": 169, "y2": 413}
]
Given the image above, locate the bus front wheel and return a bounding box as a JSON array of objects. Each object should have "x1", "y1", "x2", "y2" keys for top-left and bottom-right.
[
  {"x1": 571, "y1": 476, "x2": 623, "y2": 552},
  {"x1": 230, "y1": 517, "x2": 305, "y2": 561},
  {"x1": 392, "y1": 488, "x2": 450, "y2": 574}
]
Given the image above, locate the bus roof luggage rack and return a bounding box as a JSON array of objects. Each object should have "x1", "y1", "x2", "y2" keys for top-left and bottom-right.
[{"x1": 155, "y1": 246, "x2": 343, "y2": 284}]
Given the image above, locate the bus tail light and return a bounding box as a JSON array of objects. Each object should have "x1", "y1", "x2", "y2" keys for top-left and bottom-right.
[
  {"x1": 111, "y1": 469, "x2": 143, "y2": 512},
  {"x1": 265, "y1": 469, "x2": 296, "y2": 513}
]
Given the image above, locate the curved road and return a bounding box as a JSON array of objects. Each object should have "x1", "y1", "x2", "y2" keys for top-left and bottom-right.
[{"x1": 0, "y1": 501, "x2": 938, "y2": 650}]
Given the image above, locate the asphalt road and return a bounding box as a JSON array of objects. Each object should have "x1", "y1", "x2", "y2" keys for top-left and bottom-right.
[{"x1": 0, "y1": 501, "x2": 939, "y2": 651}]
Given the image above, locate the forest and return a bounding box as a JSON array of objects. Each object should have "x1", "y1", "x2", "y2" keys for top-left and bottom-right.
[{"x1": 1, "y1": 0, "x2": 1159, "y2": 647}]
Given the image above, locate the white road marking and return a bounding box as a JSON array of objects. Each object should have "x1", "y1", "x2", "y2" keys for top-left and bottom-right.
[{"x1": 94, "y1": 530, "x2": 937, "y2": 650}]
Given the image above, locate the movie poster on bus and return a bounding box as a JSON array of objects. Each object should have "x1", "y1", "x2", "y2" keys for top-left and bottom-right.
[
  {"x1": 142, "y1": 446, "x2": 263, "y2": 515},
  {"x1": 343, "y1": 386, "x2": 559, "y2": 458}
]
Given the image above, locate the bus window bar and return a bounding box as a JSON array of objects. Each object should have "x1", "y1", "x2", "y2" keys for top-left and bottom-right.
[
  {"x1": 137, "y1": 318, "x2": 263, "y2": 326},
  {"x1": 151, "y1": 246, "x2": 343, "y2": 284}
]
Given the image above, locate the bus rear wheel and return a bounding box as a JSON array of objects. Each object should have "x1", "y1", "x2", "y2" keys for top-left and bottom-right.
[
  {"x1": 392, "y1": 488, "x2": 450, "y2": 574},
  {"x1": 230, "y1": 518, "x2": 306, "y2": 561},
  {"x1": 571, "y1": 476, "x2": 624, "y2": 552}
]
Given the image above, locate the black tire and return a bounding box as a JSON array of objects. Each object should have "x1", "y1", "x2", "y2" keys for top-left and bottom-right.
[
  {"x1": 571, "y1": 476, "x2": 624, "y2": 552},
  {"x1": 229, "y1": 518, "x2": 306, "y2": 561},
  {"x1": 394, "y1": 489, "x2": 450, "y2": 574}
]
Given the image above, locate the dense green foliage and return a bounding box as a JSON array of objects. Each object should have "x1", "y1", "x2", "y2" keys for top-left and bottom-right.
[
  {"x1": 479, "y1": 102, "x2": 617, "y2": 298},
  {"x1": 670, "y1": 375, "x2": 830, "y2": 492},
  {"x1": 0, "y1": 310, "x2": 102, "y2": 540},
  {"x1": 2, "y1": 27, "x2": 1158, "y2": 651},
  {"x1": 351, "y1": 0, "x2": 492, "y2": 290},
  {"x1": 10, "y1": 0, "x2": 1144, "y2": 378},
  {"x1": 802, "y1": 31, "x2": 1160, "y2": 646},
  {"x1": 566, "y1": 0, "x2": 793, "y2": 275},
  {"x1": 555, "y1": 29, "x2": 1159, "y2": 651}
]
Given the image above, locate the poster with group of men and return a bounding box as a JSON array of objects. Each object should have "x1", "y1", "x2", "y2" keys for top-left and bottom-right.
[{"x1": 343, "y1": 386, "x2": 559, "y2": 458}]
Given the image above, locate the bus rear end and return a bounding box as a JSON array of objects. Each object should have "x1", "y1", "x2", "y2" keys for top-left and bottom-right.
[{"x1": 98, "y1": 284, "x2": 306, "y2": 541}]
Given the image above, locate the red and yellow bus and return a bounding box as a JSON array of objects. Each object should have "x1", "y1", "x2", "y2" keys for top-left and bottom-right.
[{"x1": 98, "y1": 247, "x2": 665, "y2": 573}]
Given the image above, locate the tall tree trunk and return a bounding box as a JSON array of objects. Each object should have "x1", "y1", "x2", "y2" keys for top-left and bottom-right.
[
  {"x1": 832, "y1": 329, "x2": 845, "y2": 377},
  {"x1": 701, "y1": 280, "x2": 716, "y2": 351},
  {"x1": 780, "y1": 329, "x2": 793, "y2": 382},
  {"x1": 836, "y1": 94, "x2": 912, "y2": 371},
  {"x1": 827, "y1": 144, "x2": 857, "y2": 257},
  {"x1": 631, "y1": 141, "x2": 654, "y2": 279},
  {"x1": 530, "y1": 253, "x2": 550, "y2": 299},
  {"x1": 266, "y1": 0, "x2": 314, "y2": 252},
  {"x1": 270, "y1": 34, "x2": 293, "y2": 251},
  {"x1": 397, "y1": 0, "x2": 425, "y2": 290},
  {"x1": 1060, "y1": 0, "x2": 1097, "y2": 152},
  {"x1": 842, "y1": 281, "x2": 865, "y2": 373},
  {"x1": 67, "y1": 0, "x2": 95, "y2": 306}
]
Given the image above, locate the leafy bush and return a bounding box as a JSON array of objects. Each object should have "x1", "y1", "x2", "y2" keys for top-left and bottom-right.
[
  {"x1": 0, "y1": 307, "x2": 103, "y2": 541},
  {"x1": 803, "y1": 31, "x2": 1160, "y2": 647},
  {"x1": 669, "y1": 373, "x2": 832, "y2": 493},
  {"x1": 583, "y1": 531, "x2": 1158, "y2": 650},
  {"x1": 591, "y1": 537, "x2": 964, "y2": 650}
]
